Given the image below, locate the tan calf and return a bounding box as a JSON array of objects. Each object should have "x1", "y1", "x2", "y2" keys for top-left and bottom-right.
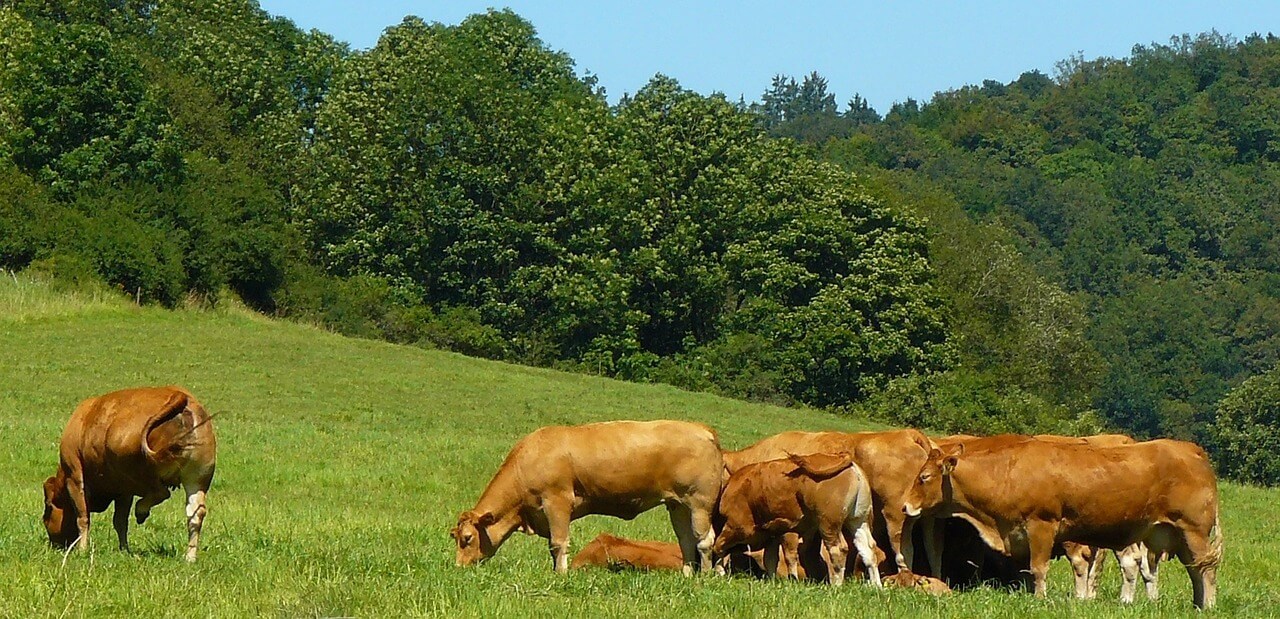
[{"x1": 714, "y1": 452, "x2": 881, "y2": 587}]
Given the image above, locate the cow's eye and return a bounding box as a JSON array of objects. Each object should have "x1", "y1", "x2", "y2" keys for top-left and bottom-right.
[
  {"x1": 919, "y1": 473, "x2": 931, "y2": 483},
  {"x1": 463, "y1": 533, "x2": 474, "y2": 545}
]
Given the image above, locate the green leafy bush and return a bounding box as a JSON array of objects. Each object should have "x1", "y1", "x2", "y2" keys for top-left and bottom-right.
[{"x1": 1211, "y1": 366, "x2": 1280, "y2": 485}]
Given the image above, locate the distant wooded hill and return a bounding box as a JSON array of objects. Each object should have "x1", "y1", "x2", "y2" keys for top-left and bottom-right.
[{"x1": 1, "y1": 3, "x2": 1275, "y2": 482}]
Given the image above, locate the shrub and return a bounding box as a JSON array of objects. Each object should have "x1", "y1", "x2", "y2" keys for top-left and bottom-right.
[{"x1": 1211, "y1": 365, "x2": 1280, "y2": 485}]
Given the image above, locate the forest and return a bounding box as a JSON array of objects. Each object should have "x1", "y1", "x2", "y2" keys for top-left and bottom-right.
[{"x1": 1, "y1": 1, "x2": 1277, "y2": 484}]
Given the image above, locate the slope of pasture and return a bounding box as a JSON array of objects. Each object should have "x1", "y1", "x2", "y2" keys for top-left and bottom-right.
[{"x1": 0, "y1": 277, "x2": 1275, "y2": 617}]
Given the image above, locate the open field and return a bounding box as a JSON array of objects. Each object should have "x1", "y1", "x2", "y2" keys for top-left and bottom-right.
[{"x1": 0, "y1": 277, "x2": 1276, "y2": 617}]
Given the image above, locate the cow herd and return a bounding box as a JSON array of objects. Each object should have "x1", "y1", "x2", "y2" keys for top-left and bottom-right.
[
  {"x1": 37, "y1": 386, "x2": 1221, "y2": 610},
  {"x1": 451, "y1": 421, "x2": 1223, "y2": 610}
]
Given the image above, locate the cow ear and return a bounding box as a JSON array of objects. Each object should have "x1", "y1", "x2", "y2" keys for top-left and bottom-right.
[
  {"x1": 477, "y1": 512, "x2": 497, "y2": 527},
  {"x1": 927, "y1": 448, "x2": 941, "y2": 461},
  {"x1": 940, "y1": 455, "x2": 959, "y2": 475},
  {"x1": 947, "y1": 443, "x2": 966, "y2": 457},
  {"x1": 42, "y1": 476, "x2": 59, "y2": 506}
]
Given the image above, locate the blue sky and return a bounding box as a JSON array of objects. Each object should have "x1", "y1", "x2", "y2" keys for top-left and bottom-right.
[{"x1": 257, "y1": 1, "x2": 1280, "y2": 113}]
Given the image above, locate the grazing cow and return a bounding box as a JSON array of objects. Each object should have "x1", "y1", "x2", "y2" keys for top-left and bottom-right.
[
  {"x1": 882, "y1": 569, "x2": 952, "y2": 596},
  {"x1": 723, "y1": 429, "x2": 934, "y2": 573},
  {"x1": 570, "y1": 534, "x2": 686, "y2": 571},
  {"x1": 924, "y1": 434, "x2": 1158, "y2": 601},
  {"x1": 903, "y1": 439, "x2": 1222, "y2": 609},
  {"x1": 42, "y1": 386, "x2": 216, "y2": 562},
  {"x1": 451, "y1": 420, "x2": 725, "y2": 575},
  {"x1": 714, "y1": 452, "x2": 881, "y2": 587}
]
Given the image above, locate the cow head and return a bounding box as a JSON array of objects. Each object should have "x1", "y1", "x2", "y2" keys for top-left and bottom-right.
[
  {"x1": 42, "y1": 475, "x2": 77, "y2": 549},
  {"x1": 450, "y1": 510, "x2": 498, "y2": 567},
  {"x1": 902, "y1": 444, "x2": 963, "y2": 518}
]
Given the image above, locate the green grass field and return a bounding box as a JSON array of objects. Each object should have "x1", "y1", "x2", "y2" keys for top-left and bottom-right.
[{"x1": 0, "y1": 274, "x2": 1276, "y2": 617}]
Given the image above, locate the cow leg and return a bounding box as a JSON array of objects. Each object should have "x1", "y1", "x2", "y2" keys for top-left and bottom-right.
[
  {"x1": 135, "y1": 487, "x2": 170, "y2": 525},
  {"x1": 542, "y1": 498, "x2": 572, "y2": 574},
  {"x1": 821, "y1": 526, "x2": 849, "y2": 586},
  {"x1": 1177, "y1": 532, "x2": 1218, "y2": 610},
  {"x1": 65, "y1": 474, "x2": 90, "y2": 551},
  {"x1": 922, "y1": 517, "x2": 945, "y2": 578},
  {"x1": 1140, "y1": 544, "x2": 1161, "y2": 600},
  {"x1": 1064, "y1": 543, "x2": 1091, "y2": 599},
  {"x1": 763, "y1": 540, "x2": 781, "y2": 579},
  {"x1": 780, "y1": 533, "x2": 801, "y2": 579},
  {"x1": 182, "y1": 481, "x2": 209, "y2": 563},
  {"x1": 882, "y1": 505, "x2": 910, "y2": 572},
  {"x1": 1086, "y1": 545, "x2": 1106, "y2": 599},
  {"x1": 1026, "y1": 523, "x2": 1055, "y2": 597},
  {"x1": 848, "y1": 520, "x2": 882, "y2": 587},
  {"x1": 113, "y1": 496, "x2": 133, "y2": 552},
  {"x1": 666, "y1": 503, "x2": 699, "y2": 576},
  {"x1": 1116, "y1": 543, "x2": 1141, "y2": 603},
  {"x1": 691, "y1": 506, "x2": 716, "y2": 575}
]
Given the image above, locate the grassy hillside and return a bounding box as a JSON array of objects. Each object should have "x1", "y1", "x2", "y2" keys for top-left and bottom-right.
[{"x1": 0, "y1": 275, "x2": 1275, "y2": 617}]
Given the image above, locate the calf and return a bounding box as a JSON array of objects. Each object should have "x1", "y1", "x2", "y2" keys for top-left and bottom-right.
[
  {"x1": 570, "y1": 534, "x2": 686, "y2": 571},
  {"x1": 723, "y1": 429, "x2": 934, "y2": 573},
  {"x1": 714, "y1": 452, "x2": 881, "y2": 587},
  {"x1": 882, "y1": 569, "x2": 952, "y2": 596},
  {"x1": 42, "y1": 386, "x2": 216, "y2": 562},
  {"x1": 451, "y1": 420, "x2": 725, "y2": 574}
]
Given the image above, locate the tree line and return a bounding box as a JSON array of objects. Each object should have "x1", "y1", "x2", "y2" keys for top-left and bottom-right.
[
  {"x1": 764, "y1": 32, "x2": 1280, "y2": 484},
  {"x1": 0, "y1": 2, "x2": 1276, "y2": 482}
]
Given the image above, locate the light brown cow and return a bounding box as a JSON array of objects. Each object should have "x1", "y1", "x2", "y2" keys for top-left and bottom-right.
[
  {"x1": 570, "y1": 533, "x2": 686, "y2": 571},
  {"x1": 723, "y1": 429, "x2": 934, "y2": 573},
  {"x1": 42, "y1": 386, "x2": 216, "y2": 562},
  {"x1": 927, "y1": 434, "x2": 1157, "y2": 601},
  {"x1": 714, "y1": 452, "x2": 881, "y2": 587},
  {"x1": 903, "y1": 439, "x2": 1222, "y2": 609},
  {"x1": 882, "y1": 569, "x2": 952, "y2": 596},
  {"x1": 451, "y1": 420, "x2": 725, "y2": 574}
]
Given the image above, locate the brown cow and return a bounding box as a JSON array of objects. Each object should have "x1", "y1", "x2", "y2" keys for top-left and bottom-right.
[
  {"x1": 570, "y1": 534, "x2": 686, "y2": 571},
  {"x1": 925, "y1": 434, "x2": 1157, "y2": 601},
  {"x1": 723, "y1": 429, "x2": 934, "y2": 573},
  {"x1": 882, "y1": 569, "x2": 952, "y2": 595},
  {"x1": 451, "y1": 420, "x2": 725, "y2": 574},
  {"x1": 713, "y1": 452, "x2": 881, "y2": 587},
  {"x1": 42, "y1": 386, "x2": 216, "y2": 562},
  {"x1": 570, "y1": 533, "x2": 849, "y2": 580},
  {"x1": 903, "y1": 439, "x2": 1222, "y2": 609}
]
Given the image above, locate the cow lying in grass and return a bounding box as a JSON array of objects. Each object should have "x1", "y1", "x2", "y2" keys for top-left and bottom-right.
[
  {"x1": 42, "y1": 386, "x2": 217, "y2": 562},
  {"x1": 451, "y1": 420, "x2": 725, "y2": 574},
  {"x1": 714, "y1": 452, "x2": 881, "y2": 587},
  {"x1": 882, "y1": 569, "x2": 952, "y2": 595}
]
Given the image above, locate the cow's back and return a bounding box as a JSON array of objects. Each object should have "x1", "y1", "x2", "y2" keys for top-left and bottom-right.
[
  {"x1": 959, "y1": 439, "x2": 1217, "y2": 544},
  {"x1": 723, "y1": 431, "x2": 851, "y2": 473},
  {"x1": 60, "y1": 386, "x2": 215, "y2": 494},
  {"x1": 514, "y1": 420, "x2": 723, "y2": 507}
]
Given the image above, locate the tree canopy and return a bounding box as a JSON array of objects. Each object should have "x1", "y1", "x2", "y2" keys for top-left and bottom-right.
[{"x1": 2, "y1": 2, "x2": 1277, "y2": 482}]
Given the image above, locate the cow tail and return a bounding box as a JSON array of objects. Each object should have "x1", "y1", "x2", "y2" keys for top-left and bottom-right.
[
  {"x1": 787, "y1": 451, "x2": 856, "y2": 478},
  {"x1": 142, "y1": 391, "x2": 189, "y2": 460},
  {"x1": 1205, "y1": 512, "x2": 1224, "y2": 569}
]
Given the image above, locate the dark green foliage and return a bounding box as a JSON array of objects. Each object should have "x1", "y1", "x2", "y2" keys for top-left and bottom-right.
[
  {"x1": 1212, "y1": 365, "x2": 1280, "y2": 485},
  {"x1": 817, "y1": 31, "x2": 1280, "y2": 473},
  {"x1": 8, "y1": 0, "x2": 1280, "y2": 472},
  {"x1": 0, "y1": 18, "x2": 181, "y2": 197}
]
